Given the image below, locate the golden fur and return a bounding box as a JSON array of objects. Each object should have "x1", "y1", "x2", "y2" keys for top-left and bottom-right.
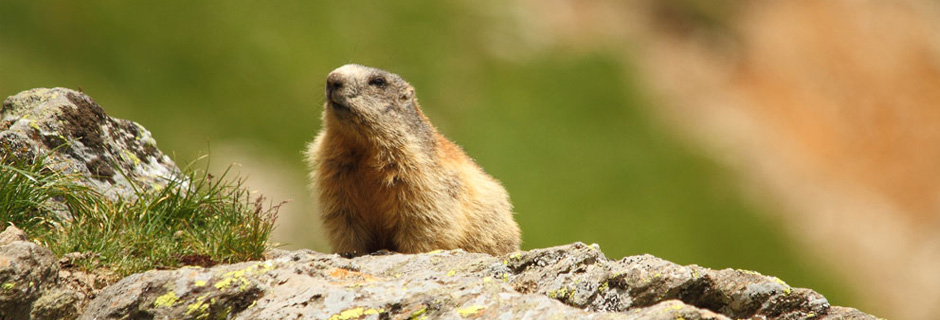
[{"x1": 305, "y1": 64, "x2": 520, "y2": 256}]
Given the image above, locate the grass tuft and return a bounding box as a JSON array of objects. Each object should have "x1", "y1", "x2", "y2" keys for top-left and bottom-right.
[{"x1": 1, "y1": 150, "x2": 279, "y2": 276}]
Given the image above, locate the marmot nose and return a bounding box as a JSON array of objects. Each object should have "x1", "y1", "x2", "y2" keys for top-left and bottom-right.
[{"x1": 326, "y1": 72, "x2": 344, "y2": 94}]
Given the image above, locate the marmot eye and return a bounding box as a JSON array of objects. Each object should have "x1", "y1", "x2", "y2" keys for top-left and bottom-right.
[{"x1": 368, "y1": 77, "x2": 387, "y2": 87}]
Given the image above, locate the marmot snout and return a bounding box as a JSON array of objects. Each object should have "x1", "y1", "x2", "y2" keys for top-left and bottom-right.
[{"x1": 306, "y1": 64, "x2": 521, "y2": 256}]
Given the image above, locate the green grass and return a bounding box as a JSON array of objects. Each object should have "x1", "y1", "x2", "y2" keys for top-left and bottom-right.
[{"x1": 0, "y1": 151, "x2": 278, "y2": 276}]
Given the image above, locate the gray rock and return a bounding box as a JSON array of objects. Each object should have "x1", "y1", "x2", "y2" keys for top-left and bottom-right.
[
  {"x1": 0, "y1": 226, "x2": 105, "y2": 320},
  {"x1": 0, "y1": 225, "x2": 27, "y2": 245},
  {"x1": 1, "y1": 87, "x2": 183, "y2": 204},
  {"x1": 0, "y1": 231, "x2": 59, "y2": 320},
  {"x1": 505, "y1": 243, "x2": 865, "y2": 319},
  {"x1": 30, "y1": 288, "x2": 83, "y2": 320},
  {"x1": 80, "y1": 243, "x2": 878, "y2": 320}
]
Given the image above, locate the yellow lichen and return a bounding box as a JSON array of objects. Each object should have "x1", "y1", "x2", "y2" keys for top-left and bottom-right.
[
  {"x1": 329, "y1": 307, "x2": 363, "y2": 320},
  {"x1": 548, "y1": 287, "x2": 570, "y2": 299},
  {"x1": 153, "y1": 290, "x2": 178, "y2": 308},
  {"x1": 427, "y1": 249, "x2": 443, "y2": 254},
  {"x1": 599, "y1": 281, "x2": 609, "y2": 292},
  {"x1": 28, "y1": 120, "x2": 41, "y2": 131},
  {"x1": 121, "y1": 150, "x2": 141, "y2": 166},
  {"x1": 457, "y1": 305, "x2": 486, "y2": 317},
  {"x1": 773, "y1": 277, "x2": 792, "y2": 295},
  {"x1": 213, "y1": 263, "x2": 272, "y2": 291},
  {"x1": 483, "y1": 277, "x2": 493, "y2": 284},
  {"x1": 737, "y1": 269, "x2": 762, "y2": 276},
  {"x1": 186, "y1": 294, "x2": 211, "y2": 317},
  {"x1": 1, "y1": 282, "x2": 14, "y2": 291},
  {"x1": 215, "y1": 269, "x2": 245, "y2": 290},
  {"x1": 446, "y1": 270, "x2": 456, "y2": 277},
  {"x1": 363, "y1": 308, "x2": 384, "y2": 315},
  {"x1": 134, "y1": 124, "x2": 146, "y2": 140},
  {"x1": 409, "y1": 306, "x2": 428, "y2": 320},
  {"x1": 194, "y1": 280, "x2": 207, "y2": 287},
  {"x1": 213, "y1": 276, "x2": 239, "y2": 290}
]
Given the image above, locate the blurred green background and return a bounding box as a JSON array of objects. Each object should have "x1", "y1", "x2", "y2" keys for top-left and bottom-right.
[{"x1": 1, "y1": 0, "x2": 851, "y2": 307}]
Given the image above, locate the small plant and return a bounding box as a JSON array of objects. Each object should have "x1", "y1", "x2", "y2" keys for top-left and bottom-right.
[{"x1": 0, "y1": 151, "x2": 279, "y2": 276}]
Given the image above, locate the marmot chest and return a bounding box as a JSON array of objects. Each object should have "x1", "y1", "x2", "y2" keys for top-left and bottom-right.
[{"x1": 322, "y1": 159, "x2": 427, "y2": 227}]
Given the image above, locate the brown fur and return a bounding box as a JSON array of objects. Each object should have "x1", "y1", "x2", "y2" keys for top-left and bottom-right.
[{"x1": 305, "y1": 64, "x2": 520, "y2": 256}]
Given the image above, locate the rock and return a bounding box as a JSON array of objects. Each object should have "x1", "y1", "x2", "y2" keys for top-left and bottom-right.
[
  {"x1": 1, "y1": 87, "x2": 183, "y2": 204},
  {"x1": 0, "y1": 226, "x2": 109, "y2": 320},
  {"x1": 505, "y1": 243, "x2": 847, "y2": 319},
  {"x1": 0, "y1": 225, "x2": 27, "y2": 245},
  {"x1": 80, "y1": 243, "x2": 878, "y2": 320},
  {"x1": 0, "y1": 228, "x2": 59, "y2": 320},
  {"x1": 30, "y1": 288, "x2": 83, "y2": 320}
]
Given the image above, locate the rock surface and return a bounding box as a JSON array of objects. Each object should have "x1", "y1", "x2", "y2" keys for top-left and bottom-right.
[
  {"x1": 0, "y1": 226, "x2": 65, "y2": 319},
  {"x1": 0, "y1": 226, "x2": 110, "y2": 320},
  {"x1": 75, "y1": 242, "x2": 876, "y2": 320},
  {"x1": 1, "y1": 87, "x2": 182, "y2": 204}
]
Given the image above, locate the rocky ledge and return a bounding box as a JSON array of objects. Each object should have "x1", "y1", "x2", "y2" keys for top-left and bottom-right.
[
  {"x1": 2, "y1": 227, "x2": 875, "y2": 320},
  {"x1": 0, "y1": 88, "x2": 877, "y2": 319}
]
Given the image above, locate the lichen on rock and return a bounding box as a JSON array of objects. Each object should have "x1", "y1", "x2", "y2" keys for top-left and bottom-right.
[
  {"x1": 1, "y1": 87, "x2": 183, "y2": 205},
  {"x1": 75, "y1": 243, "x2": 877, "y2": 320},
  {"x1": 0, "y1": 225, "x2": 881, "y2": 319},
  {"x1": 0, "y1": 226, "x2": 76, "y2": 320}
]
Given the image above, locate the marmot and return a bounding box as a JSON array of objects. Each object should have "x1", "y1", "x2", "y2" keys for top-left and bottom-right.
[{"x1": 305, "y1": 64, "x2": 520, "y2": 256}]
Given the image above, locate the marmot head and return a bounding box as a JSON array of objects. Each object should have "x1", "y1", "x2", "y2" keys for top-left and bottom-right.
[{"x1": 323, "y1": 64, "x2": 432, "y2": 143}]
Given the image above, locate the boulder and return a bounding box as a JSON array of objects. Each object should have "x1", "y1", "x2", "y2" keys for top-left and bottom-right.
[
  {"x1": 0, "y1": 225, "x2": 108, "y2": 320},
  {"x1": 0, "y1": 226, "x2": 61, "y2": 319},
  {"x1": 1, "y1": 87, "x2": 182, "y2": 204}
]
